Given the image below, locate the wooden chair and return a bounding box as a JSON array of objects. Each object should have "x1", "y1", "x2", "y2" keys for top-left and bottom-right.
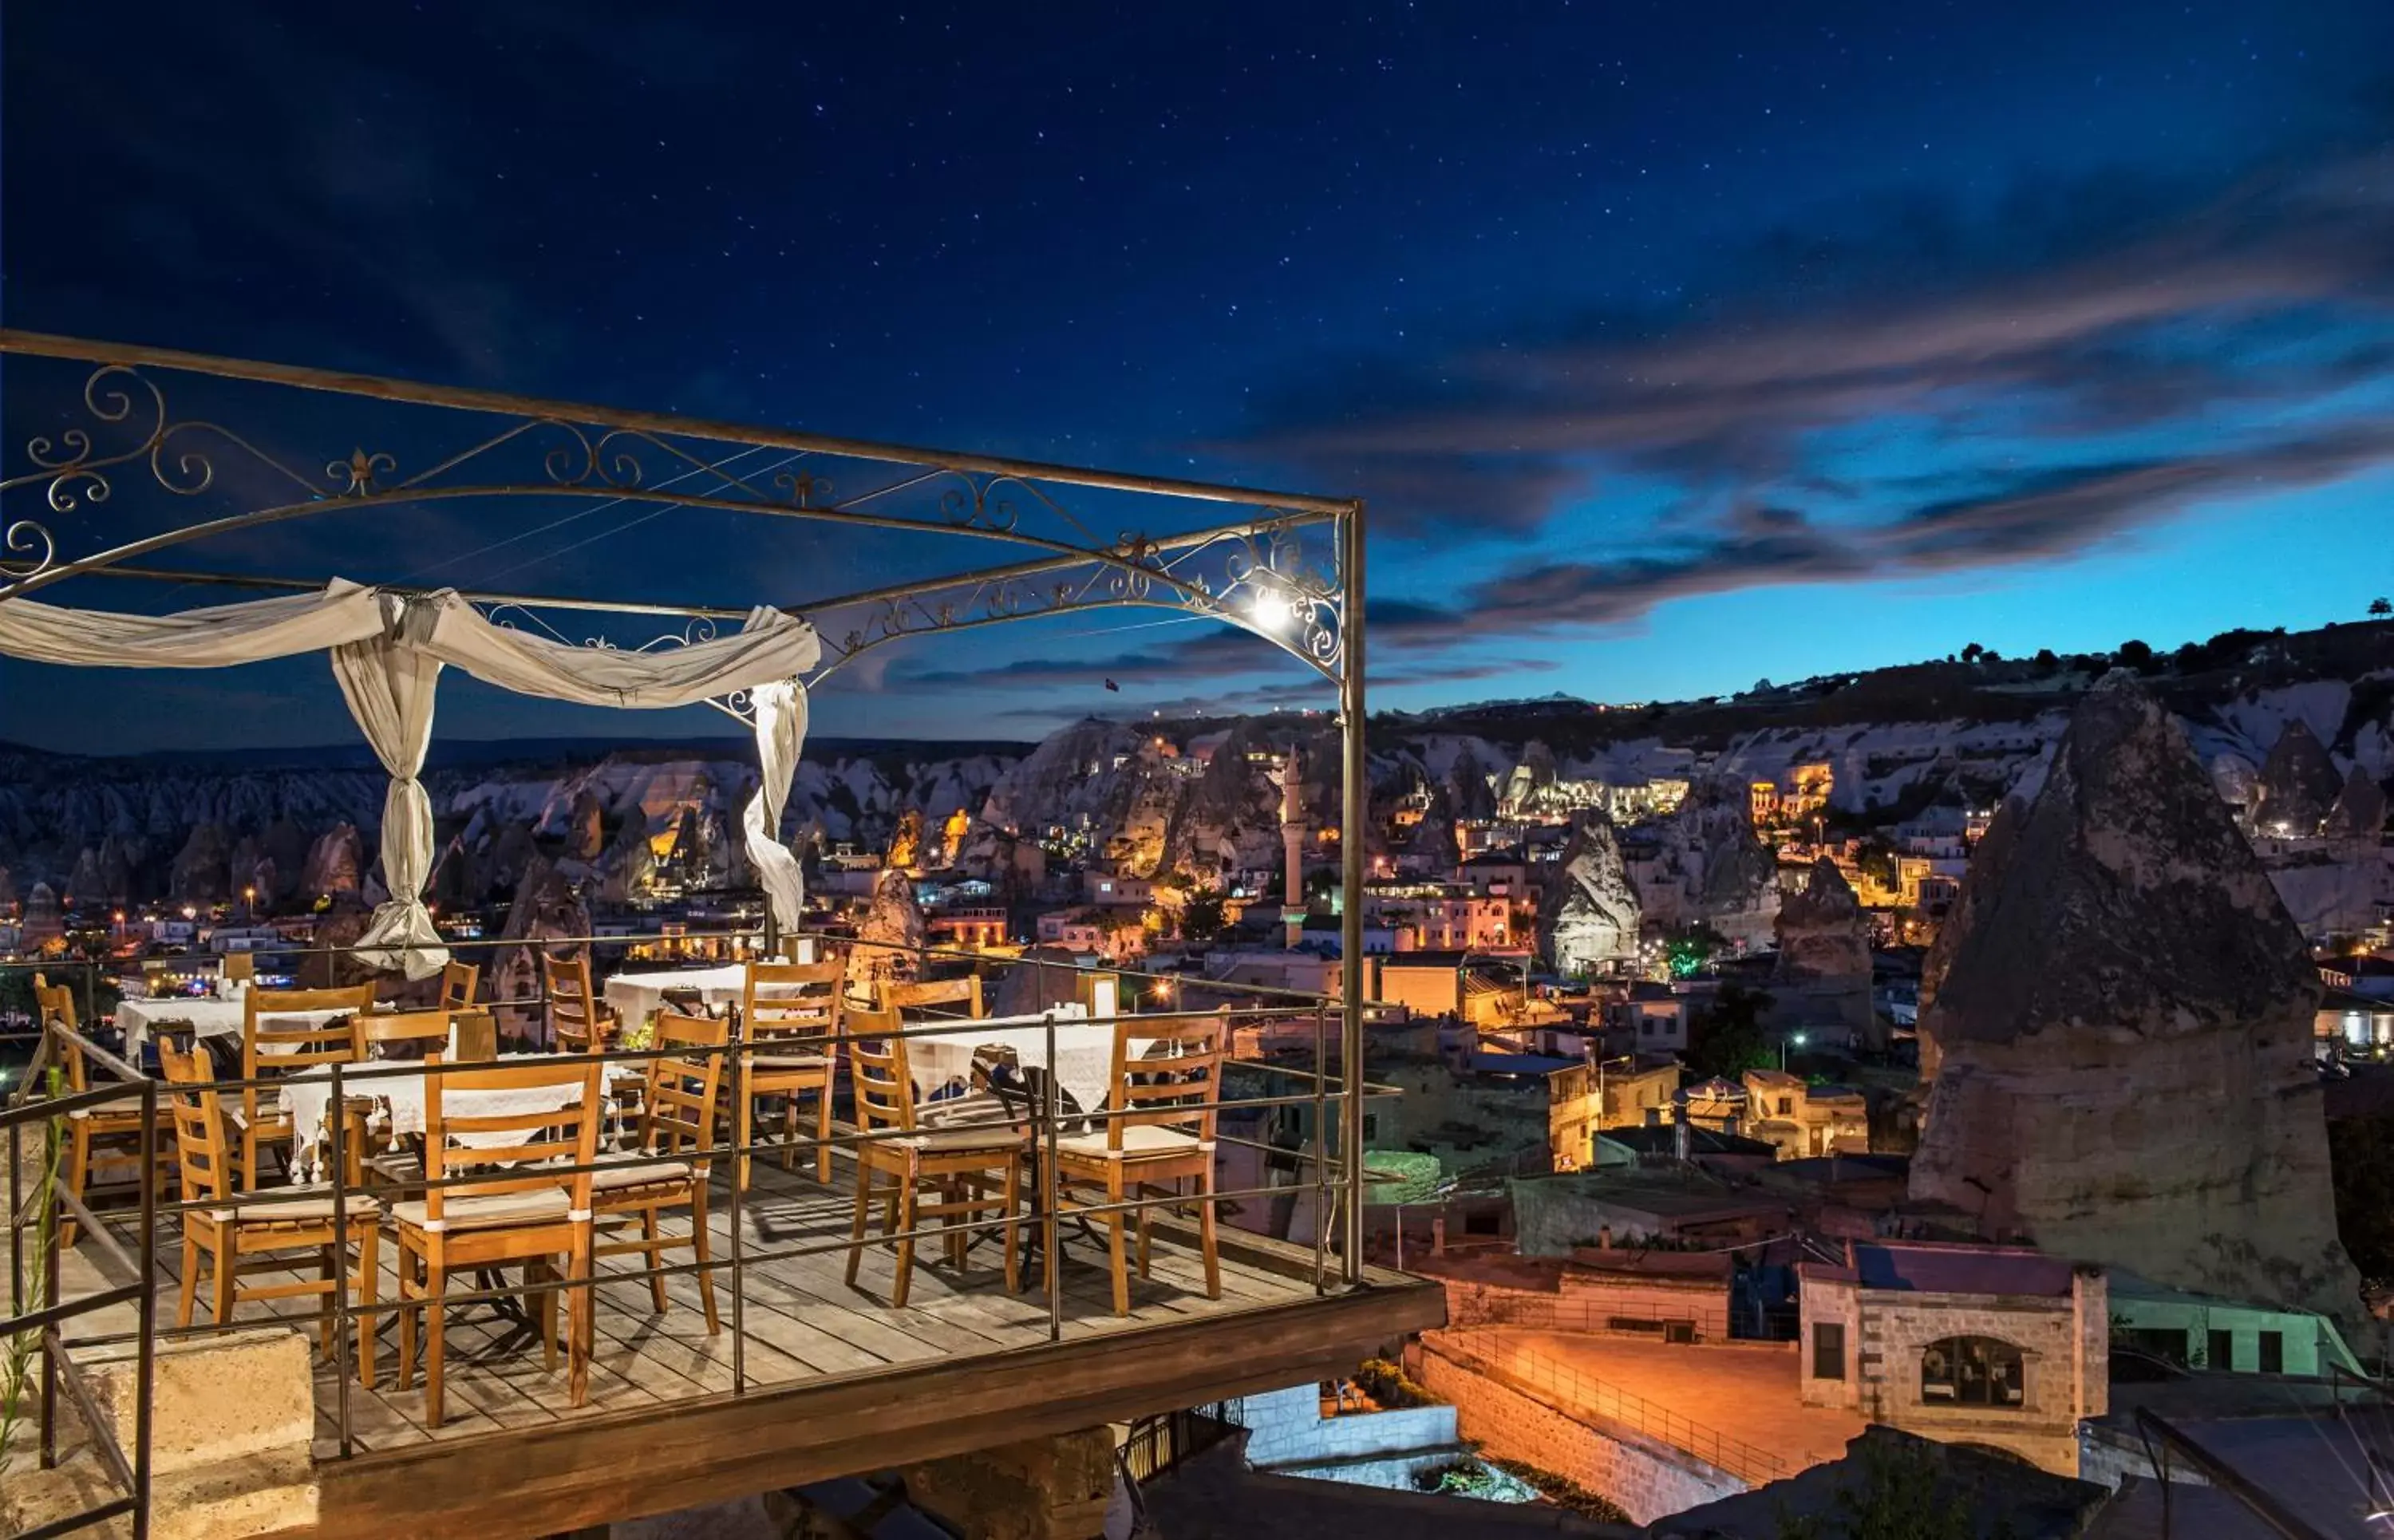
[
  {"x1": 35, "y1": 975, "x2": 172, "y2": 1247},
  {"x1": 390, "y1": 1055, "x2": 603, "y2": 1429},
  {"x1": 1054, "y1": 1011, "x2": 1228, "y2": 1316},
  {"x1": 239, "y1": 985, "x2": 373, "y2": 1190},
  {"x1": 541, "y1": 950, "x2": 615, "y2": 1052},
  {"x1": 879, "y1": 975, "x2": 986, "y2": 1020},
  {"x1": 594, "y1": 1012, "x2": 728, "y2": 1333},
  {"x1": 738, "y1": 958, "x2": 844, "y2": 1187},
  {"x1": 439, "y1": 960, "x2": 481, "y2": 1013},
  {"x1": 160, "y1": 1041, "x2": 380, "y2": 1386},
  {"x1": 358, "y1": 1008, "x2": 453, "y2": 1058},
  {"x1": 843, "y1": 1005, "x2": 1024, "y2": 1308},
  {"x1": 222, "y1": 951, "x2": 256, "y2": 985}
]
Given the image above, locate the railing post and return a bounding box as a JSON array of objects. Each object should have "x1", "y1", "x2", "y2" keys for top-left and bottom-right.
[
  {"x1": 39, "y1": 1083, "x2": 61, "y2": 1471},
  {"x1": 728, "y1": 1023, "x2": 747, "y2": 1394},
  {"x1": 1310, "y1": 1001, "x2": 1328, "y2": 1294},
  {"x1": 330, "y1": 1059, "x2": 354, "y2": 1458},
  {"x1": 1043, "y1": 1012, "x2": 1062, "y2": 1343},
  {"x1": 1337, "y1": 497, "x2": 1367, "y2": 1288},
  {"x1": 133, "y1": 1076, "x2": 156, "y2": 1540}
]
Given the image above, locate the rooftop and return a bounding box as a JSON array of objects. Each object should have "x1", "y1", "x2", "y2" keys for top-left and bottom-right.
[{"x1": 1809, "y1": 1240, "x2": 2080, "y2": 1298}]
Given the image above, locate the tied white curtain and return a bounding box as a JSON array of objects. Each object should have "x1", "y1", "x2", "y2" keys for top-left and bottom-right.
[
  {"x1": 744, "y1": 679, "x2": 808, "y2": 933},
  {"x1": 0, "y1": 579, "x2": 385, "y2": 665},
  {"x1": 330, "y1": 606, "x2": 447, "y2": 979},
  {"x1": 0, "y1": 578, "x2": 821, "y2": 977}
]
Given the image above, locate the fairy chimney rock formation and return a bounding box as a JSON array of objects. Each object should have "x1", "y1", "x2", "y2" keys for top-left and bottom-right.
[
  {"x1": 1772, "y1": 857, "x2": 1875, "y2": 1039},
  {"x1": 2324, "y1": 764, "x2": 2388, "y2": 845},
  {"x1": 2249, "y1": 718, "x2": 2343, "y2": 836},
  {"x1": 1915, "y1": 797, "x2": 2024, "y2": 1084},
  {"x1": 1909, "y1": 673, "x2": 2364, "y2": 1325},
  {"x1": 1539, "y1": 812, "x2": 1641, "y2": 977},
  {"x1": 301, "y1": 823, "x2": 366, "y2": 898}
]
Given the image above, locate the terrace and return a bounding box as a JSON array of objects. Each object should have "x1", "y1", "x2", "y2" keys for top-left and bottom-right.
[{"x1": 0, "y1": 331, "x2": 1438, "y2": 1538}]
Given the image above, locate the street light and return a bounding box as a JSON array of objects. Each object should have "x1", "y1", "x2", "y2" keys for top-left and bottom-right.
[
  {"x1": 1780, "y1": 1030, "x2": 1809, "y2": 1071},
  {"x1": 1394, "y1": 1177, "x2": 1463, "y2": 1273}
]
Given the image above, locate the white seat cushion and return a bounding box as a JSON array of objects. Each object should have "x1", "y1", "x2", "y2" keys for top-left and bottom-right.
[
  {"x1": 747, "y1": 1052, "x2": 832, "y2": 1071},
  {"x1": 591, "y1": 1159, "x2": 693, "y2": 1191},
  {"x1": 207, "y1": 1186, "x2": 382, "y2": 1225},
  {"x1": 391, "y1": 1188, "x2": 574, "y2": 1231},
  {"x1": 892, "y1": 1125, "x2": 1029, "y2": 1155},
  {"x1": 1056, "y1": 1125, "x2": 1214, "y2": 1160}
]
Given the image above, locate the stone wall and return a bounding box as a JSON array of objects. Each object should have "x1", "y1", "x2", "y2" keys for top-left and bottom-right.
[
  {"x1": 1408, "y1": 1340, "x2": 1743, "y2": 1524},
  {"x1": 1223, "y1": 1384, "x2": 1460, "y2": 1470}
]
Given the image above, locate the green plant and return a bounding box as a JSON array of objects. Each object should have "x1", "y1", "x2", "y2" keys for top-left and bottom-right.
[
  {"x1": 1772, "y1": 1437, "x2": 2005, "y2": 1540},
  {"x1": 1, "y1": 1067, "x2": 64, "y2": 1477},
  {"x1": 1485, "y1": 1458, "x2": 1634, "y2": 1522},
  {"x1": 1353, "y1": 1356, "x2": 1436, "y2": 1409}
]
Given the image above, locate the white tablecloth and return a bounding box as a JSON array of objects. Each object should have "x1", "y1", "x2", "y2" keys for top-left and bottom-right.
[
  {"x1": 117, "y1": 995, "x2": 348, "y2": 1057},
  {"x1": 600, "y1": 944, "x2": 821, "y2": 1025},
  {"x1": 282, "y1": 1056, "x2": 639, "y2": 1185},
  {"x1": 902, "y1": 1005, "x2": 1159, "y2": 1116}
]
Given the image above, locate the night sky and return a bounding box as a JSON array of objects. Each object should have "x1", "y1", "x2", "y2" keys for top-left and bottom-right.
[{"x1": 4, "y1": 2, "x2": 2392, "y2": 753}]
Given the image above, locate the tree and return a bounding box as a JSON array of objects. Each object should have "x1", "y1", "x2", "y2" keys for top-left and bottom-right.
[
  {"x1": 2115, "y1": 639, "x2": 2154, "y2": 670},
  {"x1": 2033, "y1": 647, "x2": 2059, "y2": 670},
  {"x1": 1959, "y1": 643, "x2": 1984, "y2": 664},
  {"x1": 1773, "y1": 1436, "x2": 1988, "y2": 1540},
  {"x1": 1687, "y1": 984, "x2": 1776, "y2": 1080},
  {"x1": 2372, "y1": 597, "x2": 2392, "y2": 618},
  {"x1": 1179, "y1": 889, "x2": 1228, "y2": 943}
]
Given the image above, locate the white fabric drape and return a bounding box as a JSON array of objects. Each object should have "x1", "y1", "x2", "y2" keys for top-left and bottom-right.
[
  {"x1": 330, "y1": 610, "x2": 448, "y2": 979},
  {"x1": 0, "y1": 579, "x2": 384, "y2": 666},
  {"x1": 744, "y1": 679, "x2": 808, "y2": 933},
  {"x1": 0, "y1": 579, "x2": 820, "y2": 977},
  {"x1": 410, "y1": 592, "x2": 819, "y2": 707}
]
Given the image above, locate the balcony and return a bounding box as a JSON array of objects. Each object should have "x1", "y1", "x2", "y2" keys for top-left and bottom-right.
[{"x1": 5, "y1": 938, "x2": 1443, "y2": 1539}]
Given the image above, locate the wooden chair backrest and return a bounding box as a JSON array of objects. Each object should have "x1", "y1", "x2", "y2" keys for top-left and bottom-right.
[
  {"x1": 222, "y1": 951, "x2": 256, "y2": 985},
  {"x1": 242, "y1": 985, "x2": 372, "y2": 1108},
  {"x1": 542, "y1": 950, "x2": 608, "y2": 1052},
  {"x1": 879, "y1": 975, "x2": 986, "y2": 1020},
  {"x1": 31, "y1": 975, "x2": 86, "y2": 1094},
  {"x1": 422, "y1": 1055, "x2": 602, "y2": 1222},
  {"x1": 1104, "y1": 1009, "x2": 1229, "y2": 1151},
  {"x1": 843, "y1": 1005, "x2": 916, "y2": 1137},
  {"x1": 358, "y1": 1008, "x2": 452, "y2": 1054},
  {"x1": 744, "y1": 958, "x2": 844, "y2": 1051},
  {"x1": 160, "y1": 1040, "x2": 234, "y2": 1207},
  {"x1": 440, "y1": 961, "x2": 481, "y2": 1012},
  {"x1": 642, "y1": 1012, "x2": 729, "y2": 1171},
  {"x1": 449, "y1": 1010, "x2": 499, "y2": 1064}
]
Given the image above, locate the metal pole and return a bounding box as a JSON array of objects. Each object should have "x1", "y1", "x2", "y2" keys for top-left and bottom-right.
[
  {"x1": 1337, "y1": 500, "x2": 1367, "y2": 1285},
  {"x1": 728, "y1": 1027, "x2": 747, "y2": 1394},
  {"x1": 1044, "y1": 1013, "x2": 1063, "y2": 1342},
  {"x1": 132, "y1": 1079, "x2": 156, "y2": 1540},
  {"x1": 330, "y1": 1060, "x2": 353, "y2": 1457}
]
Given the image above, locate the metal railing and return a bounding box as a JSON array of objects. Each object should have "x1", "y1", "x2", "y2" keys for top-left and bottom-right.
[
  {"x1": 5, "y1": 924, "x2": 1382, "y2": 1518},
  {"x1": 1421, "y1": 1328, "x2": 1785, "y2": 1487},
  {"x1": 1118, "y1": 1400, "x2": 1235, "y2": 1485},
  {"x1": 4, "y1": 1067, "x2": 156, "y2": 1538}
]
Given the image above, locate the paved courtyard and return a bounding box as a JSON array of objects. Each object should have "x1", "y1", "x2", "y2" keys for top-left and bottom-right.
[{"x1": 1476, "y1": 1328, "x2": 1869, "y2": 1473}]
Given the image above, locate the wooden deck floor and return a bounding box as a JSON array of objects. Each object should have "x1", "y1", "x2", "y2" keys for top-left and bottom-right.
[{"x1": 71, "y1": 1155, "x2": 1337, "y2": 1459}]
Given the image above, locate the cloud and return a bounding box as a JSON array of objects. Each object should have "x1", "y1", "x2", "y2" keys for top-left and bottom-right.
[{"x1": 1238, "y1": 152, "x2": 2394, "y2": 546}]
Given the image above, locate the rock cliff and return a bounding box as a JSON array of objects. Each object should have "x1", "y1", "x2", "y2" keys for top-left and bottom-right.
[
  {"x1": 1537, "y1": 812, "x2": 1640, "y2": 977},
  {"x1": 2249, "y1": 717, "x2": 2344, "y2": 836},
  {"x1": 1909, "y1": 673, "x2": 2364, "y2": 1325},
  {"x1": 1772, "y1": 857, "x2": 1875, "y2": 1040}
]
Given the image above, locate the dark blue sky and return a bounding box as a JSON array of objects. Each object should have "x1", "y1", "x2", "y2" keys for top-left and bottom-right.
[{"x1": 5, "y1": 2, "x2": 2392, "y2": 752}]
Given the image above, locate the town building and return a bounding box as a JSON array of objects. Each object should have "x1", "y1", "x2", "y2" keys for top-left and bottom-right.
[
  {"x1": 1740, "y1": 1069, "x2": 1870, "y2": 1159},
  {"x1": 1547, "y1": 1056, "x2": 1681, "y2": 1171},
  {"x1": 1797, "y1": 1241, "x2": 2107, "y2": 1475}
]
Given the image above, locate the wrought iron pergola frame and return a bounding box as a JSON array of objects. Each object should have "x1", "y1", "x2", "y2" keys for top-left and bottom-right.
[{"x1": 0, "y1": 327, "x2": 1373, "y2": 1270}]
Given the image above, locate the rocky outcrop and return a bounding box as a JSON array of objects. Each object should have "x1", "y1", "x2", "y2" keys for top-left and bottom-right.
[
  {"x1": 1689, "y1": 787, "x2": 1781, "y2": 948},
  {"x1": 1910, "y1": 674, "x2": 2364, "y2": 1325},
  {"x1": 2325, "y1": 764, "x2": 2388, "y2": 844},
  {"x1": 168, "y1": 823, "x2": 231, "y2": 903},
  {"x1": 1772, "y1": 858, "x2": 1875, "y2": 1041},
  {"x1": 300, "y1": 823, "x2": 365, "y2": 898},
  {"x1": 1916, "y1": 798, "x2": 2023, "y2": 1084},
  {"x1": 563, "y1": 788, "x2": 606, "y2": 862},
  {"x1": 854, "y1": 867, "x2": 926, "y2": 989},
  {"x1": 1538, "y1": 813, "x2": 1640, "y2": 977},
  {"x1": 2249, "y1": 718, "x2": 2343, "y2": 836}
]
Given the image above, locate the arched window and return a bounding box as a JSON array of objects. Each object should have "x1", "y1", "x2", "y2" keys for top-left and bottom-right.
[{"x1": 1920, "y1": 1336, "x2": 2025, "y2": 1406}]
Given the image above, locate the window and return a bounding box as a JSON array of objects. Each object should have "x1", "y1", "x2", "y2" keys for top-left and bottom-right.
[
  {"x1": 1361, "y1": 1114, "x2": 1379, "y2": 1142},
  {"x1": 1920, "y1": 1337, "x2": 2025, "y2": 1407},
  {"x1": 1641, "y1": 1018, "x2": 1658, "y2": 1036},
  {"x1": 1777, "y1": 1096, "x2": 1793, "y2": 1115},
  {"x1": 2259, "y1": 1331, "x2": 2284, "y2": 1374},
  {"x1": 2208, "y1": 1329, "x2": 2234, "y2": 1372},
  {"x1": 1813, "y1": 1321, "x2": 1847, "y2": 1380}
]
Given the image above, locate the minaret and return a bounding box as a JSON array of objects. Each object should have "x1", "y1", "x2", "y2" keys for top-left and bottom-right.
[{"x1": 1281, "y1": 745, "x2": 1309, "y2": 949}]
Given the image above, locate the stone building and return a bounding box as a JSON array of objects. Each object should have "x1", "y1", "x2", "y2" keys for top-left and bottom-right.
[
  {"x1": 1798, "y1": 1240, "x2": 2107, "y2": 1475},
  {"x1": 1741, "y1": 1068, "x2": 1868, "y2": 1160},
  {"x1": 1546, "y1": 1056, "x2": 1681, "y2": 1171}
]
